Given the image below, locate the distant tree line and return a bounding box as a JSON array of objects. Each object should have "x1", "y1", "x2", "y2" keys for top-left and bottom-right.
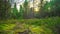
[{"x1": 0, "y1": 0, "x2": 60, "y2": 19}]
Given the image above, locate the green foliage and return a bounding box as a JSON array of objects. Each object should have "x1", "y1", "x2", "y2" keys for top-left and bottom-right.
[
  {"x1": 39, "y1": 0, "x2": 60, "y2": 18},
  {"x1": 12, "y1": 3, "x2": 18, "y2": 19},
  {"x1": 0, "y1": 0, "x2": 11, "y2": 19},
  {"x1": 0, "y1": 24, "x2": 16, "y2": 30}
]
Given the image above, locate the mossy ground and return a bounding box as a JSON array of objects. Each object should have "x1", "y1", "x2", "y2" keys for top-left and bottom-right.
[{"x1": 0, "y1": 17, "x2": 60, "y2": 34}]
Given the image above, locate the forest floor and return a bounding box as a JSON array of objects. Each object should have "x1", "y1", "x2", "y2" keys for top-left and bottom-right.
[{"x1": 0, "y1": 17, "x2": 60, "y2": 34}]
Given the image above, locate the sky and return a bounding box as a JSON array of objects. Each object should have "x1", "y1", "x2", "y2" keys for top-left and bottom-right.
[
  {"x1": 10, "y1": 0, "x2": 31, "y2": 11},
  {"x1": 10, "y1": 0, "x2": 51, "y2": 11},
  {"x1": 10, "y1": 0, "x2": 40, "y2": 11}
]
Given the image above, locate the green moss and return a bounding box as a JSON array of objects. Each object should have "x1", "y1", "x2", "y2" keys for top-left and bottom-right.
[{"x1": 0, "y1": 17, "x2": 60, "y2": 34}]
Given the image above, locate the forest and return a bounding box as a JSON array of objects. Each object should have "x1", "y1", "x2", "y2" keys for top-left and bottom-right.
[{"x1": 0, "y1": 0, "x2": 60, "y2": 34}]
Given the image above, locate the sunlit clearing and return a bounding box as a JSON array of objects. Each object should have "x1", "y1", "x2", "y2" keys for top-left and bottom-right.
[
  {"x1": 34, "y1": 8, "x2": 39, "y2": 12},
  {"x1": 46, "y1": 0, "x2": 51, "y2": 2},
  {"x1": 48, "y1": 7, "x2": 51, "y2": 10},
  {"x1": 29, "y1": 4, "x2": 33, "y2": 8}
]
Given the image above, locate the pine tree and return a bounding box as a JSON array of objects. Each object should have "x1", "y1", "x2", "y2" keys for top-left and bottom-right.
[
  {"x1": 12, "y1": 3, "x2": 18, "y2": 19},
  {"x1": 18, "y1": 5, "x2": 24, "y2": 19},
  {"x1": 23, "y1": 0, "x2": 29, "y2": 18}
]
